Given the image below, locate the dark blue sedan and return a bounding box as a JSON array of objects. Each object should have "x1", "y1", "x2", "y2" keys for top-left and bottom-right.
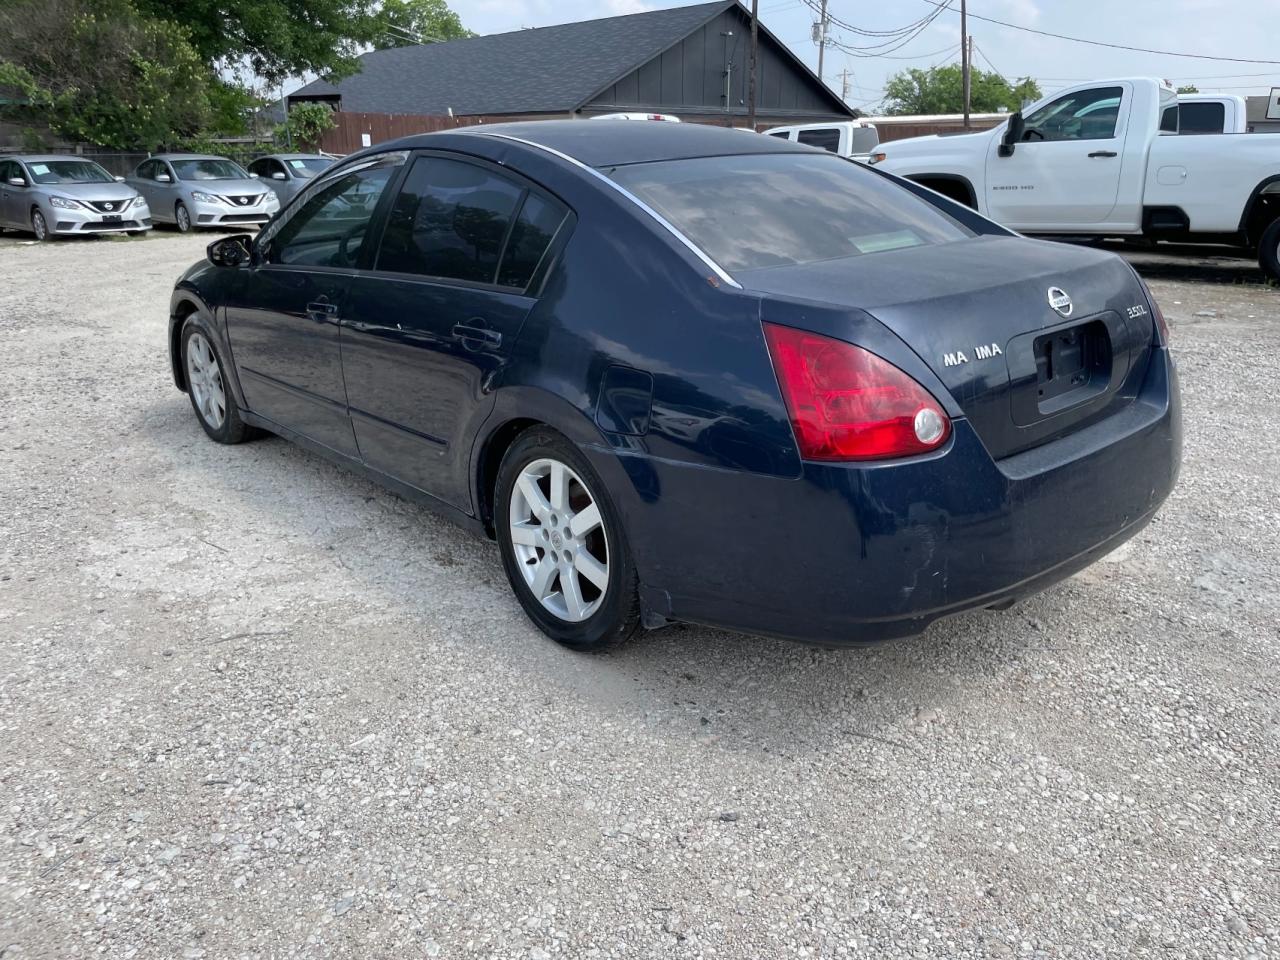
[{"x1": 167, "y1": 121, "x2": 1181, "y2": 650}]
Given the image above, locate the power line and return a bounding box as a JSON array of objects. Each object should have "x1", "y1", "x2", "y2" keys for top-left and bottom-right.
[
  {"x1": 915, "y1": 0, "x2": 1280, "y2": 65},
  {"x1": 823, "y1": 2, "x2": 954, "y2": 58},
  {"x1": 800, "y1": 0, "x2": 948, "y2": 40}
]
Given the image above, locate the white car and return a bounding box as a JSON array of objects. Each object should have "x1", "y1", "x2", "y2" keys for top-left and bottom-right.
[
  {"x1": 763, "y1": 120, "x2": 880, "y2": 162},
  {"x1": 589, "y1": 112, "x2": 681, "y2": 122},
  {"x1": 871, "y1": 77, "x2": 1280, "y2": 279}
]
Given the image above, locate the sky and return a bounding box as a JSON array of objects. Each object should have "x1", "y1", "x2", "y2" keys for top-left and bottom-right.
[{"x1": 449, "y1": 0, "x2": 1280, "y2": 110}]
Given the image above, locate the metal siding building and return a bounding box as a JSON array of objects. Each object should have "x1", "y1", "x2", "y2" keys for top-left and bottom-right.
[{"x1": 289, "y1": 0, "x2": 852, "y2": 126}]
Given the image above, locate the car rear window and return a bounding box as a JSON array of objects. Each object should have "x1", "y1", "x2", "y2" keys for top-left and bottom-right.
[
  {"x1": 607, "y1": 153, "x2": 970, "y2": 272},
  {"x1": 1179, "y1": 101, "x2": 1225, "y2": 135}
]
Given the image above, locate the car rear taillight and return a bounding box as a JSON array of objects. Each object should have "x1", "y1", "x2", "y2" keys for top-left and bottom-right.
[
  {"x1": 1136, "y1": 274, "x2": 1170, "y2": 346},
  {"x1": 763, "y1": 322, "x2": 951, "y2": 461}
]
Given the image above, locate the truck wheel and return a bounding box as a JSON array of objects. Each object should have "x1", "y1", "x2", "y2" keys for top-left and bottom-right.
[{"x1": 1260, "y1": 219, "x2": 1280, "y2": 282}]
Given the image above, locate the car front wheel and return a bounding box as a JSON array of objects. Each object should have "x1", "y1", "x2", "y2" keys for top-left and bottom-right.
[
  {"x1": 175, "y1": 201, "x2": 192, "y2": 233},
  {"x1": 182, "y1": 322, "x2": 250, "y2": 443},
  {"x1": 31, "y1": 208, "x2": 51, "y2": 241},
  {"x1": 495, "y1": 429, "x2": 640, "y2": 651}
]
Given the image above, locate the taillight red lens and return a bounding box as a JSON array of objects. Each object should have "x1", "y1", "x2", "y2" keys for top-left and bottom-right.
[{"x1": 763, "y1": 322, "x2": 952, "y2": 461}]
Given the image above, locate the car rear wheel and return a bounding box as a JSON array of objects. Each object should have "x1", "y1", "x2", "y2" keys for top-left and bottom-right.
[
  {"x1": 182, "y1": 323, "x2": 250, "y2": 443},
  {"x1": 495, "y1": 429, "x2": 640, "y2": 651},
  {"x1": 175, "y1": 201, "x2": 192, "y2": 233},
  {"x1": 1259, "y1": 218, "x2": 1280, "y2": 282},
  {"x1": 31, "y1": 208, "x2": 50, "y2": 242}
]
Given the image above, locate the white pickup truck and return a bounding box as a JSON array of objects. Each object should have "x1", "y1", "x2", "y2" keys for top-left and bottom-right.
[{"x1": 871, "y1": 78, "x2": 1280, "y2": 279}]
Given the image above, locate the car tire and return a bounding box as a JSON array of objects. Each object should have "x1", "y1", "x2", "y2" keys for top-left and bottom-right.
[
  {"x1": 495, "y1": 428, "x2": 641, "y2": 652},
  {"x1": 31, "y1": 208, "x2": 51, "y2": 242},
  {"x1": 181, "y1": 321, "x2": 250, "y2": 444},
  {"x1": 175, "y1": 201, "x2": 192, "y2": 234},
  {"x1": 1259, "y1": 218, "x2": 1280, "y2": 282}
]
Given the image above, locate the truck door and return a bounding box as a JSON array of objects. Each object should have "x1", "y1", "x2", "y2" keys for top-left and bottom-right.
[{"x1": 985, "y1": 84, "x2": 1131, "y2": 227}]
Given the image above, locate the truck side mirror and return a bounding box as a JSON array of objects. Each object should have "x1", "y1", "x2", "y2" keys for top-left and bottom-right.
[{"x1": 999, "y1": 112, "x2": 1025, "y2": 158}]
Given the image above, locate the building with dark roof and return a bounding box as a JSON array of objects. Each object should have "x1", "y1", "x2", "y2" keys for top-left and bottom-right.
[{"x1": 288, "y1": 0, "x2": 853, "y2": 126}]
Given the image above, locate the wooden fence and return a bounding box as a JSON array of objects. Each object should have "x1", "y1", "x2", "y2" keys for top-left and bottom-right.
[{"x1": 318, "y1": 109, "x2": 1007, "y2": 155}]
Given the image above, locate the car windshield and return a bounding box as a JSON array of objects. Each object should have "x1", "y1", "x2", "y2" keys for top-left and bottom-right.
[
  {"x1": 24, "y1": 160, "x2": 114, "y2": 185},
  {"x1": 172, "y1": 158, "x2": 249, "y2": 181},
  {"x1": 286, "y1": 158, "x2": 332, "y2": 179},
  {"x1": 607, "y1": 153, "x2": 970, "y2": 272}
]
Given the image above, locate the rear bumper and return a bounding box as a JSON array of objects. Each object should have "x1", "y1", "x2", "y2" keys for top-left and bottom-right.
[{"x1": 605, "y1": 347, "x2": 1181, "y2": 645}]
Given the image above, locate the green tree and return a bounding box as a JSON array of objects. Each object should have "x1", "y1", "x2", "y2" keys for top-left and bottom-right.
[
  {"x1": 276, "y1": 101, "x2": 336, "y2": 151},
  {"x1": 881, "y1": 64, "x2": 1041, "y2": 116},
  {"x1": 1176, "y1": 84, "x2": 1199, "y2": 94},
  {"x1": 0, "y1": 0, "x2": 213, "y2": 149},
  {"x1": 375, "y1": 0, "x2": 473, "y2": 48}
]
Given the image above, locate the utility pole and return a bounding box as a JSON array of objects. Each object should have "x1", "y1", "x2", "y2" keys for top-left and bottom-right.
[
  {"x1": 817, "y1": 0, "x2": 828, "y2": 81},
  {"x1": 747, "y1": 0, "x2": 759, "y2": 130},
  {"x1": 961, "y1": 0, "x2": 971, "y2": 129},
  {"x1": 839, "y1": 68, "x2": 851, "y2": 103}
]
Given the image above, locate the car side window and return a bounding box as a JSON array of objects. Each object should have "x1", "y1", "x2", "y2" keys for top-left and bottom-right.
[
  {"x1": 497, "y1": 192, "x2": 568, "y2": 289},
  {"x1": 135, "y1": 160, "x2": 153, "y2": 180},
  {"x1": 796, "y1": 128, "x2": 841, "y2": 153},
  {"x1": 0, "y1": 160, "x2": 15, "y2": 182},
  {"x1": 248, "y1": 159, "x2": 266, "y2": 177},
  {"x1": 265, "y1": 164, "x2": 395, "y2": 268},
  {"x1": 767, "y1": 130, "x2": 791, "y2": 140},
  {"x1": 376, "y1": 156, "x2": 533, "y2": 286},
  {"x1": 1022, "y1": 86, "x2": 1124, "y2": 142}
]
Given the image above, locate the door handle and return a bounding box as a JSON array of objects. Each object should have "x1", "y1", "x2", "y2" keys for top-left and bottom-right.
[
  {"x1": 1088, "y1": 150, "x2": 1118, "y2": 158},
  {"x1": 451, "y1": 322, "x2": 502, "y2": 348},
  {"x1": 306, "y1": 300, "x2": 339, "y2": 321}
]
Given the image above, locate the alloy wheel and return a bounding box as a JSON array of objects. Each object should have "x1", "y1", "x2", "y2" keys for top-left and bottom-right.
[
  {"x1": 31, "y1": 210, "x2": 47, "y2": 241},
  {"x1": 186, "y1": 332, "x2": 226, "y2": 430},
  {"x1": 508, "y1": 458, "x2": 610, "y2": 623},
  {"x1": 176, "y1": 203, "x2": 191, "y2": 232}
]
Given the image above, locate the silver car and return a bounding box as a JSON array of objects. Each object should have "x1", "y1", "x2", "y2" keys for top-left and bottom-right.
[
  {"x1": 0, "y1": 155, "x2": 152, "y2": 240},
  {"x1": 247, "y1": 153, "x2": 333, "y2": 206},
  {"x1": 126, "y1": 154, "x2": 280, "y2": 232}
]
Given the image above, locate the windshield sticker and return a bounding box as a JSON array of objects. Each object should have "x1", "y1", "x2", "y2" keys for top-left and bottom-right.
[
  {"x1": 850, "y1": 230, "x2": 920, "y2": 254},
  {"x1": 288, "y1": 159, "x2": 306, "y2": 170},
  {"x1": 29, "y1": 163, "x2": 49, "y2": 175}
]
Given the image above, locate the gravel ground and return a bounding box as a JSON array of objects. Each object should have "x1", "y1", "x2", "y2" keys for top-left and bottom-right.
[{"x1": 0, "y1": 230, "x2": 1277, "y2": 960}]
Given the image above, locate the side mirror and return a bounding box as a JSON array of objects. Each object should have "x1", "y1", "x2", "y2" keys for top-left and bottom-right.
[
  {"x1": 156, "y1": 172, "x2": 172, "y2": 183},
  {"x1": 207, "y1": 234, "x2": 254, "y2": 268},
  {"x1": 7, "y1": 177, "x2": 25, "y2": 187},
  {"x1": 271, "y1": 171, "x2": 286, "y2": 180},
  {"x1": 999, "y1": 112, "x2": 1024, "y2": 157},
  {"x1": 114, "y1": 176, "x2": 125, "y2": 182},
  {"x1": 249, "y1": 173, "x2": 259, "y2": 179}
]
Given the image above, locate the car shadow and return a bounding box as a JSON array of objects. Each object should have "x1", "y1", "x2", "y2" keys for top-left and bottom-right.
[{"x1": 138, "y1": 393, "x2": 1060, "y2": 758}]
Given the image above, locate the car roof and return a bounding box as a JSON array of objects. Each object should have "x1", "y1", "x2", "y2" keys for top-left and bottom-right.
[
  {"x1": 261, "y1": 153, "x2": 330, "y2": 161},
  {"x1": 149, "y1": 153, "x2": 230, "y2": 161},
  {"x1": 6, "y1": 155, "x2": 111, "y2": 164},
  {"x1": 400, "y1": 119, "x2": 816, "y2": 168}
]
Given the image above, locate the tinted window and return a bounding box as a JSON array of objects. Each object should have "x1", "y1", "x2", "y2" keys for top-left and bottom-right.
[
  {"x1": 767, "y1": 130, "x2": 792, "y2": 140},
  {"x1": 848, "y1": 126, "x2": 879, "y2": 153},
  {"x1": 1022, "y1": 86, "x2": 1124, "y2": 141},
  {"x1": 0, "y1": 160, "x2": 16, "y2": 181},
  {"x1": 1180, "y1": 101, "x2": 1225, "y2": 135},
  {"x1": 796, "y1": 128, "x2": 841, "y2": 153},
  {"x1": 267, "y1": 165, "x2": 394, "y2": 267},
  {"x1": 376, "y1": 157, "x2": 524, "y2": 284},
  {"x1": 1159, "y1": 105, "x2": 1179, "y2": 133},
  {"x1": 497, "y1": 192, "x2": 567, "y2": 289},
  {"x1": 609, "y1": 153, "x2": 970, "y2": 272}
]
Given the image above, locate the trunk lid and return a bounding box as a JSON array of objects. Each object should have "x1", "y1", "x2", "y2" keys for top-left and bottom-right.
[{"x1": 739, "y1": 235, "x2": 1155, "y2": 460}]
